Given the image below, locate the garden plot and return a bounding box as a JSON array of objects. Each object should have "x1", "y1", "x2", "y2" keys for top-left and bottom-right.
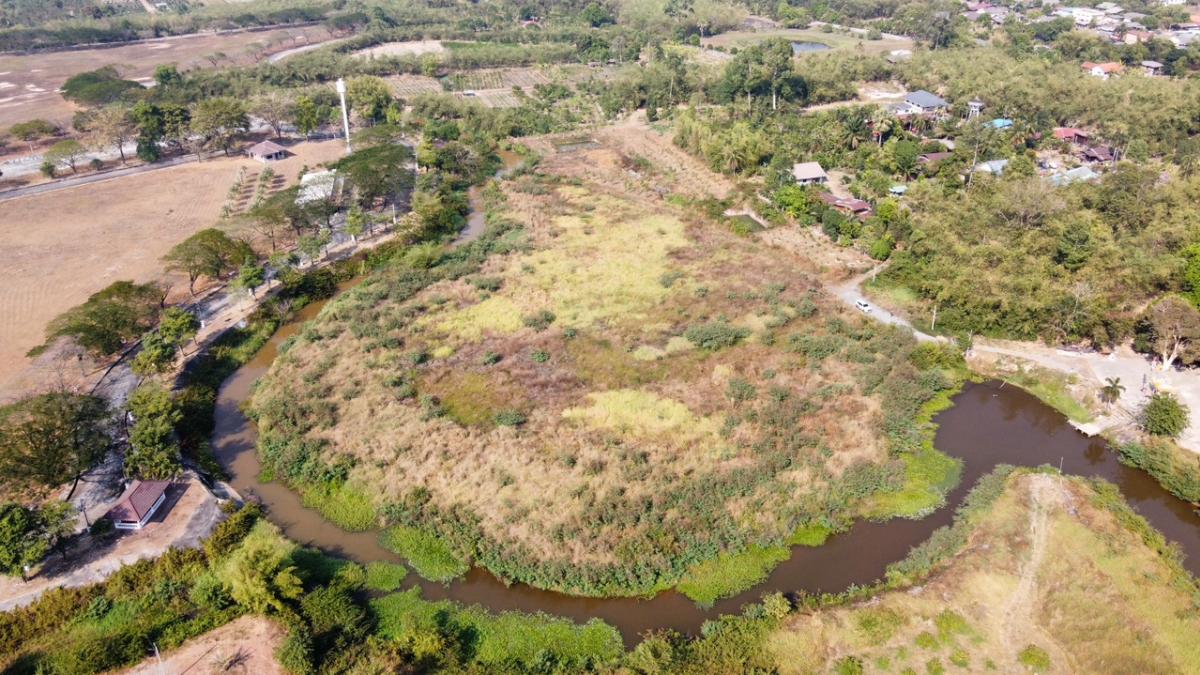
[{"x1": 386, "y1": 75, "x2": 444, "y2": 98}]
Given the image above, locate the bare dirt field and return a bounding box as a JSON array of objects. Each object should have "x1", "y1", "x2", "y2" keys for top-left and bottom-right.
[
  {"x1": 353, "y1": 39, "x2": 446, "y2": 58},
  {"x1": 120, "y1": 616, "x2": 285, "y2": 675},
  {"x1": 0, "y1": 24, "x2": 333, "y2": 128},
  {"x1": 0, "y1": 139, "x2": 346, "y2": 400}
]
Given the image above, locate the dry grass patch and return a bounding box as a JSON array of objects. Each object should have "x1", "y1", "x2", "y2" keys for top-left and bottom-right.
[
  {"x1": 767, "y1": 474, "x2": 1200, "y2": 674},
  {"x1": 251, "y1": 130, "x2": 954, "y2": 598}
]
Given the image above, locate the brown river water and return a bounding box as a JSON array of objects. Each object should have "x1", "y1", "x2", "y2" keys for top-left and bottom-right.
[
  {"x1": 211, "y1": 288, "x2": 1200, "y2": 645},
  {"x1": 211, "y1": 174, "x2": 1200, "y2": 642}
]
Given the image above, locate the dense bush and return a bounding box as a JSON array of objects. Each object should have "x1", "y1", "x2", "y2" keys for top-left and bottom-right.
[
  {"x1": 1140, "y1": 392, "x2": 1190, "y2": 438},
  {"x1": 684, "y1": 321, "x2": 750, "y2": 350},
  {"x1": 1117, "y1": 438, "x2": 1200, "y2": 502}
]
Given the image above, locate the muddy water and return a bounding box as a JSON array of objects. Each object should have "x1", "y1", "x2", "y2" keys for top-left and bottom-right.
[{"x1": 213, "y1": 297, "x2": 1200, "y2": 646}]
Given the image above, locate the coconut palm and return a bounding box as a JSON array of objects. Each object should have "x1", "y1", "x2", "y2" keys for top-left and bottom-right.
[{"x1": 1100, "y1": 377, "x2": 1125, "y2": 407}]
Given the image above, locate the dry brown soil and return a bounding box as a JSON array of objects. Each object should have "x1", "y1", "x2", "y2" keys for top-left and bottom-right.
[
  {"x1": 0, "y1": 139, "x2": 346, "y2": 400},
  {"x1": 0, "y1": 24, "x2": 333, "y2": 128},
  {"x1": 118, "y1": 616, "x2": 285, "y2": 675}
]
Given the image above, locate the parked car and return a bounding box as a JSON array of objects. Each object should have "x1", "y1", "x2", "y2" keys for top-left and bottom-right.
[{"x1": 855, "y1": 299, "x2": 872, "y2": 313}]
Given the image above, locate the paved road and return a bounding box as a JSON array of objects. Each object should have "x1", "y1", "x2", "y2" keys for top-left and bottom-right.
[{"x1": 0, "y1": 154, "x2": 198, "y2": 201}]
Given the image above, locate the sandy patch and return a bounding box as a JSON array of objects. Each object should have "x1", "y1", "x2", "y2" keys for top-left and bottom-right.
[
  {"x1": 119, "y1": 616, "x2": 285, "y2": 675},
  {"x1": 354, "y1": 39, "x2": 447, "y2": 58}
]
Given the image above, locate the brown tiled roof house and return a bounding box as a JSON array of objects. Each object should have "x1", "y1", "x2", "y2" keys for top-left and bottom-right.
[{"x1": 106, "y1": 480, "x2": 170, "y2": 530}]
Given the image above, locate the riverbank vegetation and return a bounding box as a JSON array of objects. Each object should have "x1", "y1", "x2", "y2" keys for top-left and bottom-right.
[{"x1": 249, "y1": 132, "x2": 966, "y2": 602}]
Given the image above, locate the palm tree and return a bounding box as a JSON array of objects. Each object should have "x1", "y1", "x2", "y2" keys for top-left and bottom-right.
[
  {"x1": 870, "y1": 108, "x2": 896, "y2": 147},
  {"x1": 1100, "y1": 377, "x2": 1125, "y2": 407}
]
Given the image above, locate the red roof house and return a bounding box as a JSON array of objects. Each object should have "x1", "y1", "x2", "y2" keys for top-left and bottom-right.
[
  {"x1": 106, "y1": 480, "x2": 170, "y2": 530},
  {"x1": 1053, "y1": 127, "x2": 1090, "y2": 144}
]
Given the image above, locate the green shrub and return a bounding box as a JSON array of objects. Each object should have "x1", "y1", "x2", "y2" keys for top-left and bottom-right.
[
  {"x1": 836, "y1": 655, "x2": 865, "y2": 675},
  {"x1": 684, "y1": 321, "x2": 750, "y2": 350},
  {"x1": 1017, "y1": 644, "x2": 1051, "y2": 672},
  {"x1": 522, "y1": 309, "x2": 557, "y2": 331},
  {"x1": 277, "y1": 628, "x2": 315, "y2": 675},
  {"x1": 1116, "y1": 438, "x2": 1200, "y2": 502},
  {"x1": 530, "y1": 349, "x2": 550, "y2": 363},
  {"x1": 494, "y1": 409, "x2": 527, "y2": 427},
  {"x1": 1140, "y1": 392, "x2": 1189, "y2": 437},
  {"x1": 481, "y1": 351, "x2": 502, "y2": 365}
]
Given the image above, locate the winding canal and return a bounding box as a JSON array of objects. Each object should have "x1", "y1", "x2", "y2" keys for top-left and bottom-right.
[{"x1": 211, "y1": 286, "x2": 1200, "y2": 645}]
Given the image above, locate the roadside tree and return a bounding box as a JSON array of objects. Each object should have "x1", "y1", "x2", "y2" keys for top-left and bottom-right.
[
  {"x1": 252, "y1": 91, "x2": 295, "y2": 139},
  {"x1": 0, "y1": 503, "x2": 47, "y2": 578},
  {"x1": 163, "y1": 229, "x2": 252, "y2": 295},
  {"x1": 80, "y1": 103, "x2": 134, "y2": 164},
  {"x1": 0, "y1": 392, "x2": 110, "y2": 494},
  {"x1": 45, "y1": 139, "x2": 87, "y2": 174},
  {"x1": 190, "y1": 98, "x2": 249, "y2": 156}
]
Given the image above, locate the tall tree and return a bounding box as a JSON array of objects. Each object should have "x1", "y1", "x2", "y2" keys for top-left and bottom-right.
[
  {"x1": 345, "y1": 76, "x2": 393, "y2": 124},
  {"x1": 252, "y1": 91, "x2": 295, "y2": 139},
  {"x1": 124, "y1": 383, "x2": 182, "y2": 480},
  {"x1": 190, "y1": 98, "x2": 249, "y2": 156},
  {"x1": 163, "y1": 229, "x2": 252, "y2": 295},
  {"x1": 80, "y1": 103, "x2": 134, "y2": 164},
  {"x1": 1139, "y1": 295, "x2": 1200, "y2": 370},
  {"x1": 0, "y1": 392, "x2": 110, "y2": 495}
]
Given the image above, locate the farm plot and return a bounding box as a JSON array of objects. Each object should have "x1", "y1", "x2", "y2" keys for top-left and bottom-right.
[
  {"x1": 353, "y1": 40, "x2": 447, "y2": 59},
  {"x1": 0, "y1": 24, "x2": 334, "y2": 129},
  {"x1": 0, "y1": 139, "x2": 345, "y2": 400},
  {"x1": 386, "y1": 74, "x2": 445, "y2": 98},
  {"x1": 443, "y1": 67, "x2": 553, "y2": 91},
  {"x1": 701, "y1": 28, "x2": 913, "y2": 56}
]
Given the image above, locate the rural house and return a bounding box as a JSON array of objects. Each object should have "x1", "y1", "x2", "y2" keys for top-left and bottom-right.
[
  {"x1": 791, "y1": 161, "x2": 829, "y2": 185},
  {"x1": 1053, "y1": 127, "x2": 1090, "y2": 144},
  {"x1": 816, "y1": 192, "x2": 874, "y2": 220},
  {"x1": 899, "y1": 90, "x2": 949, "y2": 116},
  {"x1": 106, "y1": 480, "x2": 170, "y2": 530},
  {"x1": 247, "y1": 140, "x2": 290, "y2": 162},
  {"x1": 1080, "y1": 145, "x2": 1116, "y2": 163},
  {"x1": 1082, "y1": 61, "x2": 1124, "y2": 79}
]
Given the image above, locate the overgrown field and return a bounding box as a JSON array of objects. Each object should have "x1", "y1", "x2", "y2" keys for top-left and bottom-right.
[
  {"x1": 765, "y1": 472, "x2": 1200, "y2": 674},
  {"x1": 249, "y1": 135, "x2": 965, "y2": 600}
]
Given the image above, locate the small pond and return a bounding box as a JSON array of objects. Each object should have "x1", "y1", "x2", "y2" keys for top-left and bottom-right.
[{"x1": 792, "y1": 41, "x2": 832, "y2": 54}]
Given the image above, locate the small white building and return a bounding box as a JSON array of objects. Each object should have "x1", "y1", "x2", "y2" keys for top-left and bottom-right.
[
  {"x1": 107, "y1": 481, "x2": 170, "y2": 530},
  {"x1": 791, "y1": 161, "x2": 829, "y2": 185}
]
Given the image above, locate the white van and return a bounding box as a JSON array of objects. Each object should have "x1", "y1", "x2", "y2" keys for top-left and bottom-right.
[{"x1": 855, "y1": 299, "x2": 872, "y2": 313}]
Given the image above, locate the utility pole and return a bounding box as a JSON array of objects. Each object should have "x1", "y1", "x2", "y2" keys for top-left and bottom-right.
[
  {"x1": 335, "y1": 78, "x2": 352, "y2": 154},
  {"x1": 931, "y1": 303, "x2": 938, "y2": 333}
]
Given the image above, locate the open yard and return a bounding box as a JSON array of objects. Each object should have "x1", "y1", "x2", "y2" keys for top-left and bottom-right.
[
  {"x1": 119, "y1": 616, "x2": 286, "y2": 675},
  {"x1": 0, "y1": 138, "x2": 346, "y2": 401},
  {"x1": 249, "y1": 121, "x2": 961, "y2": 600},
  {"x1": 353, "y1": 39, "x2": 447, "y2": 59},
  {"x1": 701, "y1": 27, "x2": 913, "y2": 57},
  {"x1": 767, "y1": 472, "x2": 1200, "y2": 673},
  {"x1": 0, "y1": 24, "x2": 333, "y2": 129}
]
